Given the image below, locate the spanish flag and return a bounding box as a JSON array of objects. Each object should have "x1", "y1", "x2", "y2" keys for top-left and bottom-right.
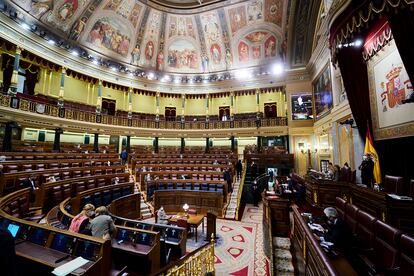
[{"x1": 364, "y1": 127, "x2": 382, "y2": 184}]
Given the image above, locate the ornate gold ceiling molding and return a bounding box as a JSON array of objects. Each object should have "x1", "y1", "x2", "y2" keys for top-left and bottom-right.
[{"x1": 0, "y1": 12, "x2": 290, "y2": 94}]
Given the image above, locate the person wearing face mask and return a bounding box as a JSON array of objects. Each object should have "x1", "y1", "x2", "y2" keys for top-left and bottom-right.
[
  {"x1": 69, "y1": 204, "x2": 95, "y2": 234},
  {"x1": 322, "y1": 207, "x2": 352, "y2": 253},
  {"x1": 359, "y1": 154, "x2": 374, "y2": 187}
]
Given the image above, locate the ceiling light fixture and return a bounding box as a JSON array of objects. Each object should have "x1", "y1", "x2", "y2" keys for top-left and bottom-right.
[
  {"x1": 235, "y1": 69, "x2": 251, "y2": 80},
  {"x1": 71, "y1": 50, "x2": 78, "y2": 56},
  {"x1": 271, "y1": 63, "x2": 284, "y2": 76},
  {"x1": 48, "y1": 39, "x2": 55, "y2": 45}
]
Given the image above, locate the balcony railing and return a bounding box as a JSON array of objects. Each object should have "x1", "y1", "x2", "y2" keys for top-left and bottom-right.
[{"x1": 1, "y1": 94, "x2": 288, "y2": 129}]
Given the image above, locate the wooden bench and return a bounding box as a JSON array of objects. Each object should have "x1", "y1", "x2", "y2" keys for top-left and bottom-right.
[
  {"x1": 0, "y1": 152, "x2": 118, "y2": 160},
  {"x1": 146, "y1": 179, "x2": 228, "y2": 200},
  {"x1": 0, "y1": 165, "x2": 126, "y2": 196},
  {"x1": 70, "y1": 182, "x2": 135, "y2": 214},
  {"x1": 39, "y1": 173, "x2": 130, "y2": 212},
  {"x1": 0, "y1": 189, "x2": 111, "y2": 276},
  {"x1": 154, "y1": 189, "x2": 224, "y2": 217},
  {"x1": 0, "y1": 158, "x2": 121, "y2": 173}
]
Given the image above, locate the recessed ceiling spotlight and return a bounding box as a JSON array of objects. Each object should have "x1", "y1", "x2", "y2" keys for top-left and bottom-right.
[
  {"x1": 48, "y1": 39, "x2": 55, "y2": 45},
  {"x1": 354, "y1": 39, "x2": 363, "y2": 47},
  {"x1": 71, "y1": 50, "x2": 79, "y2": 56},
  {"x1": 21, "y1": 23, "x2": 30, "y2": 30},
  {"x1": 271, "y1": 63, "x2": 284, "y2": 76},
  {"x1": 235, "y1": 69, "x2": 251, "y2": 80}
]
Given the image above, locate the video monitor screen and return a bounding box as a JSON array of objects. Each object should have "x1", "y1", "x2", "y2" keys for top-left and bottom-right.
[
  {"x1": 51, "y1": 233, "x2": 74, "y2": 253},
  {"x1": 75, "y1": 240, "x2": 100, "y2": 261},
  {"x1": 8, "y1": 223, "x2": 20, "y2": 238},
  {"x1": 116, "y1": 229, "x2": 130, "y2": 241},
  {"x1": 29, "y1": 228, "x2": 49, "y2": 246}
]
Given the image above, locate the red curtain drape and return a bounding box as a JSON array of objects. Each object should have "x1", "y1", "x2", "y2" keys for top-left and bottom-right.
[
  {"x1": 337, "y1": 46, "x2": 371, "y2": 140},
  {"x1": 387, "y1": 7, "x2": 414, "y2": 85}
]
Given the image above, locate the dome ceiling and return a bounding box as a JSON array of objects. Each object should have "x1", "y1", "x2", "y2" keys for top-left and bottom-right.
[{"x1": 10, "y1": 0, "x2": 290, "y2": 75}]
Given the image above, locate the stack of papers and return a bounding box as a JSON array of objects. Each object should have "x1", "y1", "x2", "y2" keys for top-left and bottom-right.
[
  {"x1": 52, "y1": 257, "x2": 89, "y2": 276},
  {"x1": 308, "y1": 223, "x2": 325, "y2": 232},
  {"x1": 388, "y1": 194, "x2": 413, "y2": 200}
]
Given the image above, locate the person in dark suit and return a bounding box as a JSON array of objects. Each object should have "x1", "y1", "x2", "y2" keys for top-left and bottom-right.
[
  {"x1": 359, "y1": 154, "x2": 374, "y2": 187},
  {"x1": 323, "y1": 207, "x2": 353, "y2": 253},
  {"x1": 0, "y1": 227, "x2": 17, "y2": 276},
  {"x1": 236, "y1": 160, "x2": 243, "y2": 180},
  {"x1": 21, "y1": 175, "x2": 38, "y2": 190},
  {"x1": 21, "y1": 175, "x2": 39, "y2": 203},
  {"x1": 252, "y1": 180, "x2": 259, "y2": 207},
  {"x1": 251, "y1": 161, "x2": 258, "y2": 178},
  {"x1": 223, "y1": 169, "x2": 232, "y2": 193}
]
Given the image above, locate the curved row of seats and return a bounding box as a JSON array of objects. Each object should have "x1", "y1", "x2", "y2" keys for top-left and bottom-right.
[
  {"x1": 147, "y1": 181, "x2": 226, "y2": 199},
  {"x1": 0, "y1": 152, "x2": 118, "y2": 160},
  {"x1": 335, "y1": 197, "x2": 414, "y2": 275},
  {"x1": 1, "y1": 158, "x2": 121, "y2": 173}
]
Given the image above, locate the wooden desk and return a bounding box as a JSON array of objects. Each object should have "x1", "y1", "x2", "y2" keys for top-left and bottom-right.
[
  {"x1": 262, "y1": 192, "x2": 290, "y2": 237},
  {"x1": 292, "y1": 205, "x2": 357, "y2": 276},
  {"x1": 169, "y1": 213, "x2": 205, "y2": 242},
  {"x1": 16, "y1": 241, "x2": 94, "y2": 275},
  {"x1": 153, "y1": 190, "x2": 223, "y2": 217},
  {"x1": 298, "y1": 174, "x2": 414, "y2": 235}
]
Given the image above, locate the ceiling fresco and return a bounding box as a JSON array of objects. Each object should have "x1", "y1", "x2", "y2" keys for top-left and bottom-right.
[{"x1": 10, "y1": 0, "x2": 292, "y2": 74}]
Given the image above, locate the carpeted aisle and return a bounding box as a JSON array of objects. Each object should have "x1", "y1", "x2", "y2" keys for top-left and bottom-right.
[{"x1": 186, "y1": 203, "x2": 270, "y2": 276}]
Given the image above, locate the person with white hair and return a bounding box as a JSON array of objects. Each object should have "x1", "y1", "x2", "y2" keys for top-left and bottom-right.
[
  {"x1": 157, "y1": 206, "x2": 169, "y2": 224},
  {"x1": 322, "y1": 207, "x2": 352, "y2": 252}
]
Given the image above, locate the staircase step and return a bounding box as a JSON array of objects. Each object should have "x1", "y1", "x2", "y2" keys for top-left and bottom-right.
[
  {"x1": 273, "y1": 237, "x2": 291, "y2": 250},
  {"x1": 274, "y1": 249, "x2": 292, "y2": 261}
]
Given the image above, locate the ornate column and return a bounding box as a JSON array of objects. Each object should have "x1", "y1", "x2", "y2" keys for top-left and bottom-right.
[
  {"x1": 58, "y1": 67, "x2": 66, "y2": 108},
  {"x1": 53, "y1": 128, "x2": 63, "y2": 152},
  {"x1": 2, "y1": 122, "x2": 16, "y2": 152},
  {"x1": 255, "y1": 89, "x2": 261, "y2": 128},
  {"x1": 8, "y1": 46, "x2": 22, "y2": 95},
  {"x1": 128, "y1": 88, "x2": 133, "y2": 126},
  {"x1": 96, "y1": 80, "x2": 102, "y2": 123},
  {"x1": 230, "y1": 91, "x2": 235, "y2": 128},
  {"x1": 155, "y1": 92, "x2": 160, "y2": 128},
  {"x1": 205, "y1": 94, "x2": 210, "y2": 129},
  {"x1": 231, "y1": 136, "x2": 235, "y2": 152},
  {"x1": 126, "y1": 136, "x2": 131, "y2": 153},
  {"x1": 93, "y1": 133, "x2": 99, "y2": 153},
  {"x1": 154, "y1": 137, "x2": 159, "y2": 153},
  {"x1": 257, "y1": 136, "x2": 262, "y2": 153},
  {"x1": 180, "y1": 137, "x2": 185, "y2": 153},
  {"x1": 205, "y1": 137, "x2": 210, "y2": 153}
]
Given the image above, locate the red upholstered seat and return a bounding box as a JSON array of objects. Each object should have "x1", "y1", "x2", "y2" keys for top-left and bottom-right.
[
  {"x1": 400, "y1": 234, "x2": 414, "y2": 275},
  {"x1": 384, "y1": 175, "x2": 404, "y2": 195},
  {"x1": 335, "y1": 197, "x2": 346, "y2": 219},
  {"x1": 360, "y1": 220, "x2": 402, "y2": 273},
  {"x1": 355, "y1": 210, "x2": 377, "y2": 250},
  {"x1": 344, "y1": 203, "x2": 359, "y2": 233}
]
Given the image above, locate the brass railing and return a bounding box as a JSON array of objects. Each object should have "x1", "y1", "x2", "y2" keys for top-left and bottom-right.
[
  {"x1": 154, "y1": 236, "x2": 215, "y2": 276},
  {"x1": 0, "y1": 94, "x2": 287, "y2": 129}
]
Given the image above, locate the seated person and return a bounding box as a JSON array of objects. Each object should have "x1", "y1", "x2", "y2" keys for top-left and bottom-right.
[
  {"x1": 69, "y1": 204, "x2": 95, "y2": 234},
  {"x1": 157, "y1": 207, "x2": 170, "y2": 225},
  {"x1": 90, "y1": 206, "x2": 116, "y2": 240},
  {"x1": 322, "y1": 207, "x2": 353, "y2": 253}
]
